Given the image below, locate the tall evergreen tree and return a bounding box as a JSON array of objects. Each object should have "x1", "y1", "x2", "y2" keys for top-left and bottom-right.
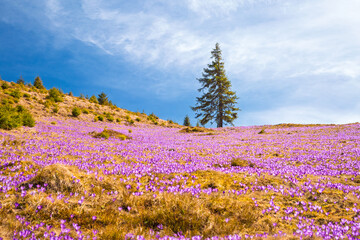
[
  {"x1": 191, "y1": 43, "x2": 239, "y2": 128},
  {"x1": 183, "y1": 115, "x2": 191, "y2": 126},
  {"x1": 33, "y1": 76, "x2": 45, "y2": 89},
  {"x1": 97, "y1": 92, "x2": 109, "y2": 105}
]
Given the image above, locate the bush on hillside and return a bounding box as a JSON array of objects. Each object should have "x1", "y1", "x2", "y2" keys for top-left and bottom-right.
[
  {"x1": 46, "y1": 88, "x2": 63, "y2": 102},
  {"x1": 89, "y1": 95, "x2": 98, "y2": 104},
  {"x1": 0, "y1": 104, "x2": 35, "y2": 130},
  {"x1": 1, "y1": 82, "x2": 9, "y2": 90},
  {"x1": 72, "y1": 107, "x2": 81, "y2": 117},
  {"x1": 9, "y1": 89, "x2": 22, "y2": 99}
]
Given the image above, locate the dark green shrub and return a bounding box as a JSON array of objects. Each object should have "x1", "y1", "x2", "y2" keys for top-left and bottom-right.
[
  {"x1": 23, "y1": 93, "x2": 31, "y2": 99},
  {"x1": 82, "y1": 109, "x2": 89, "y2": 114},
  {"x1": 97, "y1": 115, "x2": 104, "y2": 121},
  {"x1": 72, "y1": 107, "x2": 81, "y2": 117},
  {"x1": 21, "y1": 112, "x2": 35, "y2": 127},
  {"x1": 47, "y1": 88, "x2": 63, "y2": 102},
  {"x1": 0, "y1": 104, "x2": 35, "y2": 130},
  {"x1": 116, "y1": 118, "x2": 121, "y2": 123},
  {"x1": 1, "y1": 82, "x2": 9, "y2": 90},
  {"x1": 135, "y1": 117, "x2": 141, "y2": 122}
]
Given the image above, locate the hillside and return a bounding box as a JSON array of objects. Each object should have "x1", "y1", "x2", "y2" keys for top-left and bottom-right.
[
  {"x1": 0, "y1": 80, "x2": 360, "y2": 239},
  {"x1": 0, "y1": 80, "x2": 179, "y2": 128}
]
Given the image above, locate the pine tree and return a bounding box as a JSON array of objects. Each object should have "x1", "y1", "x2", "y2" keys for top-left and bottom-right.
[
  {"x1": 191, "y1": 43, "x2": 239, "y2": 128},
  {"x1": 97, "y1": 92, "x2": 109, "y2": 105},
  {"x1": 17, "y1": 76, "x2": 25, "y2": 85},
  {"x1": 33, "y1": 76, "x2": 45, "y2": 89},
  {"x1": 183, "y1": 115, "x2": 191, "y2": 126}
]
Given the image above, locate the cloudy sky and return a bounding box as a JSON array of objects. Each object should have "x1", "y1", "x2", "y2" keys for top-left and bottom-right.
[{"x1": 0, "y1": 0, "x2": 359, "y2": 126}]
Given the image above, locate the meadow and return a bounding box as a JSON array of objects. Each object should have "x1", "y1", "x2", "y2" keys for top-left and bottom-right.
[{"x1": 0, "y1": 116, "x2": 360, "y2": 239}]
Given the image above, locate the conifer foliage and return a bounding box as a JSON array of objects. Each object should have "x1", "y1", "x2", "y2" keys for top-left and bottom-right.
[
  {"x1": 33, "y1": 76, "x2": 45, "y2": 89},
  {"x1": 97, "y1": 92, "x2": 109, "y2": 105},
  {"x1": 183, "y1": 115, "x2": 191, "y2": 126},
  {"x1": 192, "y1": 43, "x2": 239, "y2": 128}
]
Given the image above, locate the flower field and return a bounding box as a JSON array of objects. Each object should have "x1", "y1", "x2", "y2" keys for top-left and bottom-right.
[{"x1": 0, "y1": 119, "x2": 360, "y2": 239}]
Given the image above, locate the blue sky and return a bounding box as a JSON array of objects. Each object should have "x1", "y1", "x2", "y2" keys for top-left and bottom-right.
[{"x1": 0, "y1": 0, "x2": 359, "y2": 126}]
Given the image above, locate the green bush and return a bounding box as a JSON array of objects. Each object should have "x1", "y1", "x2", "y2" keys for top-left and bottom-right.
[
  {"x1": 0, "y1": 104, "x2": 35, "y2": 130},
  {"x1": 89, "y1": 95, "x2": 98, "y2": 104},
  {"x1": 97, "y1": 115, "x2": 104, "y2": 121},
  {"x1": 82, "y1": 109, "x2": 89, "y2": 114},
  {"x1": 23, "y1": 93, "x2": 31, "y2": 99},
  {"x1": 135, "y1": 117, "x2": 141, "y2": 122},
  {"x1": 52, "y1": 105, "x2": 59, "y2": 113},
  {"x1": 9, "y1": 89, "x2": 22, "y2": 99},
  {"x1": 1, "y1": 82, "x2": 9, "y2": 90},
  {"x1": 72, "y1": 107, "x2": 81, "y2": 117},
  {"x1": 47, "y1": 88, "x2": 63, "y2": 102}
]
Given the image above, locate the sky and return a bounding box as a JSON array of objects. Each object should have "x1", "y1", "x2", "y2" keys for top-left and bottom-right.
[{"x1": 0, "y1": 0, "x2": 359, "y2": 126}]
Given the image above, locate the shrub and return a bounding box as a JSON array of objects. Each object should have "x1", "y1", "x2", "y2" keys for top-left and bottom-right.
[
  {"x1": 0, "y1": 104, "x2": 35, "y2": 130},
  {"x1": 23, "y1": 93, "x2": 30, "y2": 99},
  {"x1": 1, "y1": 82, "x2": 9, "y2": 90},
  {"x1": 72, "y1": 107, "x2": 81, "y2": 117},
  {"x1": 47, "y1": 88, "x2": 63, "y2": 102},
  {"x1": 104, "y1": 112, "x2": 114, "y2": 122},
  {"x1": 97, "y1": 115, "x2": 104, "y2": 121},
  {"x1": 116, "y1": 118, "x2": 121, "y2": 123},
  {"x1": 89, "y1": 95, "x2": 98, "y2": 104},
  {"x1": 21, "y1": 112, "x2": 35, "y2": 127},
  {"x1": 52, "y1": 105, "x2": 59, "y2": 113},
  {"x1": 135, "y1": 117, "x2": 141, "y2": 122},
  {"x1": 82, "y1": 109, "x2": 89, "y2": 114},
  {"x1": 9, "y1": 89, "x2": 22, "y2": 99}
]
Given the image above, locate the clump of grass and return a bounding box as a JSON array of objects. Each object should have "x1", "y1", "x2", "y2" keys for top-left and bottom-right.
[
  {"x1": 258, "y1": 128, "x2": 266, "y2": 134},
  {"x1": 230, "y1": 158, "x2": 254, "y2": 167},
  {"x1": 20, "y1": 164, "x2": 83, "y2": 192},
  {"x1": 90, "y1": 129, "x2": 131, "y2": 140},
  {"x1": 180, "y1": 127, "x2": 212, "y2": 133}
]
